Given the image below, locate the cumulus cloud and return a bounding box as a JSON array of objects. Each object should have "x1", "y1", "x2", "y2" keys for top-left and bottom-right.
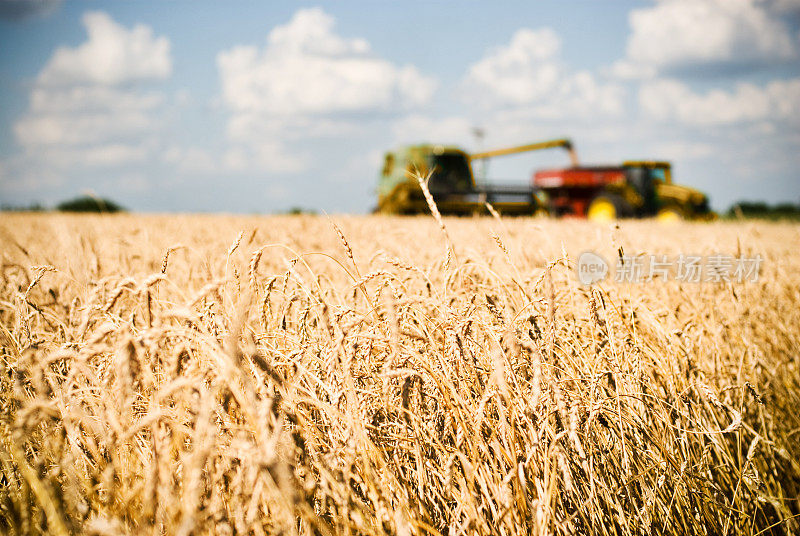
[
  {"x1": 463, "y1": 27, "x2": 624, "y2": 118},
  {"x1": 639, "y1": 77, "x2": 800, "y2": 125},
  {"x1": 465, "y1": 28, "x2": 562, "y2": 105},
  {"x1": 215, "y1": 7, "x2": 436, "y2": 174},
  {"x1": 217, "y1": 8, "x2": 435, "y2": 115},
  {"x1": 10, "y1": 11, "x2": 171, "y2": 187},
  {"x1": 616, "y1": 0, "x2": 797, "y2": 76},
  {"x1": 38, "y1": 11, "x2": 171, "y2": 86}
]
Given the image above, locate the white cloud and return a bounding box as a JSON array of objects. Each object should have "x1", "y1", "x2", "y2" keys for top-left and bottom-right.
[
  {"x1": 215, "y1": 7, "x2": 436, "y2": 174},
  {"x1": 217, "y1": 8, "x2": 435, "y2": 115},
  {"x1": 620, "y1": 0, "x2": 797, "y2": 75},
  {"x1": 639, "y1": 77, "x2": 800, "y2": 125},
  {"x1": 465, "y1": 28, "x2": 562, "y2": 105},
  {"x1": 463, "y1": 27, "x2": 624, "y2": 118},
  {"x1": 38, "y1": 11, "x2": 171, "y2": 86},
  {"x1": 15, "y1": 108, "x2": 157, "y2": 147},
  {"x1": 28, "y1": 86, "x2": 162, "y2": 113},
  {"x1": 541, "y1": 71, "x2": 625, "y2": 118},
  {"x1": 11, "y1": 11, "x2": 171, "y2": 177}
]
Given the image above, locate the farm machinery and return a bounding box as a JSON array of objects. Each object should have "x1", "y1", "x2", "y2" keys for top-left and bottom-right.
[
  {"x1": 374, "y1": 141, "x2": 563, "y2": 215},
  {"x1": 534, "y1": 160, "x2": 713, "y2": 221},
  {"x1": 375, "y1": 138, "x2": 713, "y2": 220}
]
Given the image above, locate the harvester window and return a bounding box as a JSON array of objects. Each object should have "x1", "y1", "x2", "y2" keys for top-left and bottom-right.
[
  {"x1": 428, "y1": 153, "x2": 472, "y2": 193},
  {"x1": 626, "y1": 166, "x2": 658, "y2": 212}
]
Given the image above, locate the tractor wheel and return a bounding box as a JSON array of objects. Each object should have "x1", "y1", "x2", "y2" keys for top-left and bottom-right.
[
  {"x1": 656, "y1": 205, "x2": 684, "y2": 223},
  {"x1": 587, "y1": 194, "x2": 633, "y2": 222}
]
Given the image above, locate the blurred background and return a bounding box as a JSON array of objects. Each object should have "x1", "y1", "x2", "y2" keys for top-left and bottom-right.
[{"x1": 0, "y1": 0, "x2": 798, "y2": 214}]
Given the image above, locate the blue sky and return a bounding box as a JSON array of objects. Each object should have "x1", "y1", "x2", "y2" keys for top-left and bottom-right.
[{"x1": 1, "y1": 0, "x2": 798, "y2": 213}]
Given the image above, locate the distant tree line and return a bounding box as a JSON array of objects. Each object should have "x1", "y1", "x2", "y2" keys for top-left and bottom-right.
[
  {"x1": 727, "y1": 201, "x2": 800, "y2": 220},
  {"x1": 56, "y1": 196, "x2": 123, "y2": 213},
  {"x1": 0, "y1": 202, "x2": 46, "y2": 212},
  {"x1": 1, "y1": 196, "x2": 124, "y2": 213}
]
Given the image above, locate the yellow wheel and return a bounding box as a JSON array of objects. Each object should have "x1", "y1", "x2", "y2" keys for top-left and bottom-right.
[
  {"x1": 656, "y1": 206, "x2": 683, "y2": 223},
  {"x1": 587, "y1": 197, "x2": 617, "y2": 222}
]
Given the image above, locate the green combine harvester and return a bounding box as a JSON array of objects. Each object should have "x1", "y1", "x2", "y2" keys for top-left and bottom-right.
[{"x1": 375, "y1": 140, "x2": 575, "y2": 215}]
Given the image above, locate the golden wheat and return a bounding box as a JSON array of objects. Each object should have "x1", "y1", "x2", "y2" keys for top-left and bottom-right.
[{"x1": 0, "y1": 211, "x2": 798, "y2": 535}]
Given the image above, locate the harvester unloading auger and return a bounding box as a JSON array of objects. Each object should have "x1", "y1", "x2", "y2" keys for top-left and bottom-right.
[{"x1": 375, "y1": 138, "x2": 713, "y2": 220}]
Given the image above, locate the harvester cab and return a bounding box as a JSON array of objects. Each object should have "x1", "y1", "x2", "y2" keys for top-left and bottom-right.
[{"x1": 427, "y1": 148, "x2": 473, "y2": 195}]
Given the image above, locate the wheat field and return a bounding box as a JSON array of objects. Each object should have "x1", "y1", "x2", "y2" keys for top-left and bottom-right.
[{"x1": 1, "y1": 212, "x2": 798, "y2": 535}]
